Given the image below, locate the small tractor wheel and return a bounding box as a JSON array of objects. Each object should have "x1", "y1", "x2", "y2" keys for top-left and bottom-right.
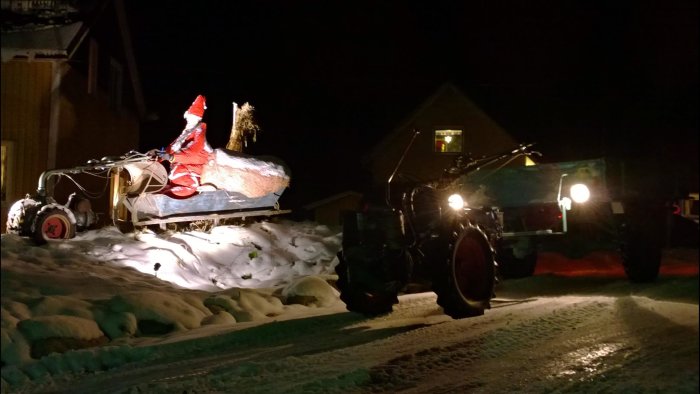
[
  {"x1": 6, "y1": 197, "x2": 42, "y2": 236},
  {"x1": 619, "y1": 217, "x2": 662, "y2": 283},
  {"x1": 616, "y1": 202, "x2": 664, "y2": 283},
  {"x1": 433, "y1": 224, "x2": 495, "y2": 319},
  {"x1": 32, "y1": 208, "x2": 76, "y2": 244},
  {"x1": 496, "y1": 247, "x2": 538, "y2": 279}
]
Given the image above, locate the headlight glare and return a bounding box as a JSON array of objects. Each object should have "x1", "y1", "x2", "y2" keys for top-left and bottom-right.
[
  {"x1": 570, "y1": 183, "x2": 590, "y2": 203},
  {"x1": 448, "y1": 194, "x2": 466, "y2": 210}
]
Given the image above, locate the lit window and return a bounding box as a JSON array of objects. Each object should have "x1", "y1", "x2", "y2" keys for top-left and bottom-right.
[{"x1": 435, "y1": 129, "x2": 463, "y2": 153}]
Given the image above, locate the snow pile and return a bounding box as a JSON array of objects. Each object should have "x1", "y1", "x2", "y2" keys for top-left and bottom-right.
[{"x1": 0, "y1": 219, "x2": 342, "y2": 374}]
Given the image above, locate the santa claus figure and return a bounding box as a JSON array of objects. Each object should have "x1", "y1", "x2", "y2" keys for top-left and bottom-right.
[{"x1": 158, "y1": 94, "x2": 211, "y2": 198}]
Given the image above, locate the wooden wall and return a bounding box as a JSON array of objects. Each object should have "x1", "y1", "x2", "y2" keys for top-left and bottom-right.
[
  {"x1": 1, "y1": 59, "x2": 140, "y2": 232},
  {"x1": 1, "y1": 60, "x2": 53, "y2": 231},
  {"x1": 51, "y1": 64, "x2": 140, "y2": 223}
]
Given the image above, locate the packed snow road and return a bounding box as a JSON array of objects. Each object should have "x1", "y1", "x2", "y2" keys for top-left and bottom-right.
[{"x1": 37, "y1": 270, "x2": 698, "y2": 394}]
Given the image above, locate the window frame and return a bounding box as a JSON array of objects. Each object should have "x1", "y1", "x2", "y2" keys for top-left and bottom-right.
[{"x1": 433, "y1": 127, "x2": 464, "y2": 154}]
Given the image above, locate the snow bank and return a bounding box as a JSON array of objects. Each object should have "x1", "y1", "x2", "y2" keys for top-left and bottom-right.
[{"x1": 0, "y1": 219, "x2": 343, "y2": 371}]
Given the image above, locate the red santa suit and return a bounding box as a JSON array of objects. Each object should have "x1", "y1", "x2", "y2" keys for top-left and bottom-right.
[
  {"x1": 163, "y1": 95, "x2": 210, "y2": 198},
  {"x1": 165, "y1": 122, "x2": 209, "y2": 198}
]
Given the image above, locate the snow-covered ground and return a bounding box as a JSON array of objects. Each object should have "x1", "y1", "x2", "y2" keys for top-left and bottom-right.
[
  {"x1": 1, "y1": 220, "x2": 344, "y2": 387},
  {"x1": 1, "y1": 219, "x2": 698, "y2": 393}
]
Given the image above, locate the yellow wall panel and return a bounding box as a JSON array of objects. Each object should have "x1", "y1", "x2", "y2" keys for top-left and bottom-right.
[{"x1": 1, "y1": 60, "x2": 53, "y2": 230}]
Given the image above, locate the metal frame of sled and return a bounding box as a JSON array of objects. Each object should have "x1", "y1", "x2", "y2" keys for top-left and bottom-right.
[
  {"x1": 116, "y1": 182, "x2": 291, "y2": 228},
  {"x1": 8, "y1": 150, "x2": 293, "y2": 243},
  {"x1": 122, "y1": 207, "x2": 291, "y2": 228}
]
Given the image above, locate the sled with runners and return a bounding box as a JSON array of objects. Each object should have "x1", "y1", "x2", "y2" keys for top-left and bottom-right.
[{"x1": 6, "y1": 149, "x2": 291, "y2": 244}]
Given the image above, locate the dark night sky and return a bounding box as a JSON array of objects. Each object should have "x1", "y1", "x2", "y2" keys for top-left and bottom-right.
[{"x1": 124, "y1": 0, "x2": 698, "y2": 207}]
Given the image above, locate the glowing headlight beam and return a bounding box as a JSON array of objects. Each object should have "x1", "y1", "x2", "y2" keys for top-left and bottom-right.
[
  {"x1": 448, "y1": 194, "x2": 466, "y2": 210},
  {"x1": 570, "y1": 184, "x2": 590, "y2": 203}
]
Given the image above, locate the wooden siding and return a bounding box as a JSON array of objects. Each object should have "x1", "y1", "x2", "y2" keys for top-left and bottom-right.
[
  {"x1": 2, "y1": 3, "x2": 145, "y2": 233},
  {"x1": 1, "y1": 60, "x2": 53, "y2": 231},
  {"x1": 1, "y1": 60, "x2": 140, "y2": 232},
  {"x1": 49, "y1": 64, "x2": 139, "y2": 222},
  {"x1": 57, "y1": 65, "x2": 139, "y2": 169}
]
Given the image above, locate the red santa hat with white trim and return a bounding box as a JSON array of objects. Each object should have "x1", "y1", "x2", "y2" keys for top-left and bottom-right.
[{"x1": 186, "y1": 95, "x2": 207, "y2": 118}]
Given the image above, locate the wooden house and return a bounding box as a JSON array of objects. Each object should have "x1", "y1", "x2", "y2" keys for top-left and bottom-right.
[
  {"x1": 364, "y1": 82, "x2": 527, "y2": 187},
  {"x1": 1, "y1": 0, "x2": 146, "y2": 232},
  {"x1": 308, "y1": 83, "x2": 532, "y2": 226}
]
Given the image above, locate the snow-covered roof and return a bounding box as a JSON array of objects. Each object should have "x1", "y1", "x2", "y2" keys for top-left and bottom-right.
[{"x1": 0, "y1": 21, "x2": 84, "y2": 62}]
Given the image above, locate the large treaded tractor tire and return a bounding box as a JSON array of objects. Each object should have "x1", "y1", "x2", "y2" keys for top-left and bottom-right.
[
  {"x1": 334, "y1": 210, "x2": 407, "y2": 316},
  {"x1": 433, "y1": 223, "x2": 495, "y2": 319},
  {"x1": 32, "y1": 208, "x2": 76, "y2": 245}
]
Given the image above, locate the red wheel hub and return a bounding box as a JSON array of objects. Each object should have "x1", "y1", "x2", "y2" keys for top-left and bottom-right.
[{"x1": 42, "y1": 216, "x2": 67, "y2": 239}]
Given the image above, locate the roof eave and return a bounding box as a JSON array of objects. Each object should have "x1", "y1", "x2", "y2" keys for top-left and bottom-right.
[{"x1": 1, "y1": 21, "x2": 85, "y2": 63}]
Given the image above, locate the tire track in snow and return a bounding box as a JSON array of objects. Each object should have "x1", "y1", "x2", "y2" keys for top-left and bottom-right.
[
  {"x1": 142, "y1": 297, "x2": 611, "y2": 394},
  {"x1": 370, "y1": 296, "x2": 698, "y2": 394},
  {"x1": 356, "y1": 298, "x2": 612, "y2": 393}
]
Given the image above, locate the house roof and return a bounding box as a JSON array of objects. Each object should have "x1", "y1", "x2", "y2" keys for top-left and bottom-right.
[
  {"x1": 0, "y1": 22, "x2": 86, "y2": 61},
  {"x1": 363, "y1": 81, "x2": 506, "y2": 165},
  {"x1": 0, "y1": 0, "x2": 146, "y2": 119}
]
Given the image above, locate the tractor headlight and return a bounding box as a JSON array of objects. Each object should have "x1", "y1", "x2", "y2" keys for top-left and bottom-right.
[
  {"x1": 570, "y1": 183, "x2": 590, "y2": 203},
  {"x1": 448, "y1": 193, "x2": 466, "y2": 210}
]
